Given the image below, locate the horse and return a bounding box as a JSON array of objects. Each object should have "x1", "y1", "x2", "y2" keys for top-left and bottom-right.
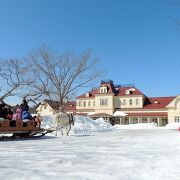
[{"x1": 52, "y1": 112, "x2": 74, "y2": 136}]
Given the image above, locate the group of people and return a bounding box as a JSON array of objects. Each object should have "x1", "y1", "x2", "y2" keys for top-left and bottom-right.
[{"x1": 0, "y1": 98, "x2": 42, "y2": 127}]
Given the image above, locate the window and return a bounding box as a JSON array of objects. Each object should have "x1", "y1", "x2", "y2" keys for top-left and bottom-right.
[
  {"x1": 142, "y1": 117, "x2": 148, "y2": 123},
  {"x1": 100, "y1": 98, "x2": 108, "y2": 106},
  {"x1": 152, "y1": 118, "x2": 158, "y2": 123},
  {"x1": 83, "y1": 101, "x2": 86, "y2": 106},
  {"x1": 132, "y1": 117, "x2": 138, "y2": 124},
  {"x1": 162, "y1": 117, "x2": 168, "y2": 126},
  {"x1": 136, "y1": 99, "x2": 139, "y2": 105},
  {"x1": 104, "y1": 88, "x2": 107, "y2": 93},
  {"x1": 154, "y1": 100, "x2": 159, "y2": 104},
  {"x1": 123, "y1": 99, "x2": 126, "y2": 105},
  {"x1": 88, "y1": 101, "x2": 91, "y2": 106},
  {"x1": 100, "y1": 87, "x2": 107, "y2": 93},
  {"x1": 85, "y1": 93, "x2": 89, "y2": 97},
  {"x1": 125, "y1": 117, "x2": 129, "y2": 124},
  {"x1": 44, "y1": 104, "x2": 47, "y2": 109},
  {"x1": 78, "y1": 101, "x2": 81, "y2": 107},
  {"x1": 175, "y1": 117, "x2": 180, "y2": 122},
  {"x1": 115, "y1": 99, "x2": 121, "y2": 106},
  {"x1": 104, "y1": 117, "x2": 109, "y2": 123},
  {"x1": 129, "y1": 99, "x2": 132, "y2": 105},
  {"x1": 125, "y1": 90, "x2": 130, "y2": 95},
  {"x1": 93, "y1": 101, "x2": 95, "y2": 106}
]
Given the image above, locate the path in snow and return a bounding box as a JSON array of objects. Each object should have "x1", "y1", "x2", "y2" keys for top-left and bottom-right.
[{"x1": 0, "y1": 130, "x2": 180, "y2": 180}]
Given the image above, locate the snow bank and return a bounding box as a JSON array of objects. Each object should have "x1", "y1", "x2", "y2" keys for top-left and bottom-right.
[
  {"x1": 114, "y1": 122, "x2": 158, "y2": 129},
  {"x1": 41, "y1": 115, "x2": 113, "y2": 135},
  {"x1": 70, "y1": 116, "x2": 113, "y2": 135},
  {"x1": 41, "y1": 115, "x2": 55, "y2": 129},
  {"x1": 41, "y1": 115, "x2": 180, "y2": 136},
  {"x1": 165, "y1": 122, "x2": 180, "y2": 130}
]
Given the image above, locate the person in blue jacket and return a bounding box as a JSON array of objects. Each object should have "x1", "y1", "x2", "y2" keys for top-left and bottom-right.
[
  {"x1": 20, "y1": 98, "x2": 29, "y2": 112},
  {"x1": 22, "y1": 111, "x2": 32, "y2": 120}
]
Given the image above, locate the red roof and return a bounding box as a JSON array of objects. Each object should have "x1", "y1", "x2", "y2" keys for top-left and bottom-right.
[
  {"x1": 76, "y1": 81, "x2": 176, "y2": 110},
  {"x1": 42, "y1": 99, "x2": 76, "y2": 112},
  {"x1": 43, "y1": 99, "x2": 60, "y2": 110},
  {"x1": 64, "y1": 101, "x2": 76, "y2": 112},
  {"x1": 143, "y1": 97, "x2": 176, "y2": 109},
  {"x1": 77, "y1": 83, "x2": 144, "y2": 98},
  {"x1": 77, "y1": 89, "x2": 98, "y2": 98},
  {"x1": 127, "y1": 112, "x2": 168, "y2": 117},
  {"x1": 117, "y1": 87, "x2": 144, "y2": 96}
]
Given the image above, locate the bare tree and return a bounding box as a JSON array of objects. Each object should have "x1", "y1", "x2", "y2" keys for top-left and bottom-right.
[
  {"x1": 26, "y1": 46, "x2": 103, "y2": 111},
  {"x1": 0, "y1": 58, "x2": 33, "y2": 102}
]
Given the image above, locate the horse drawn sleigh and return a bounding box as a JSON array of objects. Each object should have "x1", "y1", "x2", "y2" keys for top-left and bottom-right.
[{"x1": 0, "y1": 112, "x2": 74, "y2": 140}]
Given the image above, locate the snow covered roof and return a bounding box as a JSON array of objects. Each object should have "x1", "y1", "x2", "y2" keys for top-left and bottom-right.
[
  {"x1": 113, "y1": 111, "x2": 127, "y2": 117},
  {"x1": 88, "y1": 113, "x2": 113, "y2": 117}
]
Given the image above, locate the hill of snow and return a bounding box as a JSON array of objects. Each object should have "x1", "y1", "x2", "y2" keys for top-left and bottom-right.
[
  {"x1": 42, "y1": 115, "x2": 114, "y2": 136},
  {"x1": 41, "y1": 115, "x2": 180, "y2": 136}
]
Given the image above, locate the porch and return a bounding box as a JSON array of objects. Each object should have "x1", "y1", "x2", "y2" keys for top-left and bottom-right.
[{"x1": 114, "y1": 112, "x2": 168, "y2": 127}]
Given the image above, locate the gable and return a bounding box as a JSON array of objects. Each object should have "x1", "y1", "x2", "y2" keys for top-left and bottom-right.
[
  {"x1": 143, "y1": 97, "x2": 176, "y2": 109},
  {"x1": 166, "y1": 95, "x2": 180, "y2": 109},
  {"x1": 37, "y1": 102, "x2": 53, "y2": 111}
]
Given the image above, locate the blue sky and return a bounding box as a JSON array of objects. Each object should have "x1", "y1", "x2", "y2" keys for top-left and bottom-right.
[{"x1": 0, "y1": 0, "x2": 180, "y2": 104}]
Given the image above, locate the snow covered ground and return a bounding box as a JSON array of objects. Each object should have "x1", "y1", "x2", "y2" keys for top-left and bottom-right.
[{"x1": 1, "y1": 116, "x2": 180, "y2": 180}]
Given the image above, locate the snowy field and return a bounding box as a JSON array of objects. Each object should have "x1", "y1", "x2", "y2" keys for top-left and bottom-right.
[{"x1": 1, "y1": 116, "x2": 180, "y2": 180}]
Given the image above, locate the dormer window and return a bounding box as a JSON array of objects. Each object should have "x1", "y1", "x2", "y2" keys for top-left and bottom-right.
[
  {"x1": 125, "y1": 90, "x2": 130, "y2": 95},
  {"x1": 125, "y1": 88, "x2": 135, "y2": 95},
  {"x1": 154, "y1": 100, "x2": 159, "y2": 104},
  {"x1": 85, "y1": 93, "x2": 90, "y2": 97},
  {"x1": 100, "y1": 86, "x2": 107, "y2": 93}
]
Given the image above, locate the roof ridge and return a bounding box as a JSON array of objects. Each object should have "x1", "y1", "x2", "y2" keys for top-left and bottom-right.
[{"x1": 148, "y1": 96, "x2": 176, "y2": 99}]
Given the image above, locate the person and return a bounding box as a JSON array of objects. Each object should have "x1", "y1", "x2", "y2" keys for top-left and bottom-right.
[
  {"x1": 10, "y1": 107, "x2": 22, "y2": 127},
  {"x1": 12, "y1": 108, "x2": 22, "y2": 120},
  {"x1": 33, "y1": 114, "x2": 42, "y2": 127},
  {"x1": 22, "y1": 111, "x2": 32, "y2": 120},
  {"x1": 6, "y1": 106, "x2": 13, "y2": 120},
  {"x1": 0, "y1": 103, "x2": 6, "y2": 122},
  {"x1": 20, "y1": 98, "x2": 29, "y2": 112}
]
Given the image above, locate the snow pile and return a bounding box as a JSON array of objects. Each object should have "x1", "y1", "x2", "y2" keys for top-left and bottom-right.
[
  {"x1": 114, "y1": 122, "x2": 158, "y2": 129},
  {"x1": 41, "y1": 115, "x2": 180, "y2": 134},
  {"x1": 41, "y1": 115, "x2": 55, "y2": 129},
  {"x1": 165, "y1": 122, "x2": 180, "y2": 130},
  {"x1": 41, "y1": 115, "x2": 113, "y2": 135},
  {"x1": 71, "y1": 116, "x2": 113, "y2": 135}
]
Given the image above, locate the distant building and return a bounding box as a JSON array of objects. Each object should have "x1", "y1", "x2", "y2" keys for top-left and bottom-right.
[
  {"x1": 75, "y1": 80, "x2": 179, "y2": 126},
  {"x1": 36, "y1": 80, "x2": 180, "y2": 127},
  {"x1": 36, "y1": 99, "x2": 76, "y2": 116}
]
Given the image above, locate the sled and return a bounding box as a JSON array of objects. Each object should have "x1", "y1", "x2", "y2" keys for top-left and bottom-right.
[
  {"x1": 0, "y1": 112, "x2": 74, "y2": 140},
  {"x1": 0, "y1": 119, "x2": 53, "y2": 140}
]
